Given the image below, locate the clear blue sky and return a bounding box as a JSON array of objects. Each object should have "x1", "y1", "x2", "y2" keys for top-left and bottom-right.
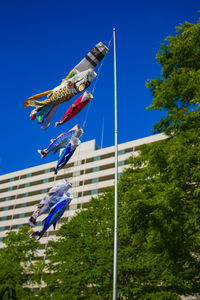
[{"x1": 0, "y1": 0, "x2": 199, "y2": 175}]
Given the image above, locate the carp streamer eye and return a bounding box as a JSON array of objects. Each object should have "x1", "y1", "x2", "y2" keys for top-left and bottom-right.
[{"x1": 78, "y1": 84, "x2": 86, "y2": 92}]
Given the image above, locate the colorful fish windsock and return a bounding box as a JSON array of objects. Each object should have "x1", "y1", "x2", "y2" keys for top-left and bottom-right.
[
  {"x1": 29, "y1": 179, "x2": 71, "y2": 228},
  {"x1": 37, "y1": 124, "x2": 83, "y2": 159},
  {"x1": 54, "y1": 136, "x2": 80, "y2": 175},
  {"x1": 55, "y1": 91, "x2": 93, "y2": 127},
  {"x1": 25, "y1": 69, "x2": 96, "y2": 117},
  {"x1": 69, "y1": 41, "x2": 109, "y2": 74},
  {"x1": 24, "y1": 41, "x2": 108, "y2": 128},
  {"x1": 30, "y1": 194, "x2": 73, "y2": 240}
]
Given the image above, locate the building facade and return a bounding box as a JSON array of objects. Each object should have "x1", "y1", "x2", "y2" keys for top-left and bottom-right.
[{"x1": 0, "y1": 134, "x2": 165, "y2": 257}]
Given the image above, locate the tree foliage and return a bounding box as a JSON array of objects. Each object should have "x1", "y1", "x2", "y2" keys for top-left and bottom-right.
[
  {"x1": 146, "y1": 20, "x2": 200, "y2": 135},
  {"x1": 0, "y1": 226, "x2": 39, "y2": 299}
]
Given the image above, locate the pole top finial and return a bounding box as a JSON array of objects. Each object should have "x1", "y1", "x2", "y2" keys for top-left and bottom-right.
[{"x1": 113, "y1": 28, "x2": 116, "y2": 31}]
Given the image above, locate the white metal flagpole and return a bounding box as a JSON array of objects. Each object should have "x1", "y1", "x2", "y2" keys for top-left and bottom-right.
[{"x1": 113, "y1": 27, "x2": 118, "y2": 300}]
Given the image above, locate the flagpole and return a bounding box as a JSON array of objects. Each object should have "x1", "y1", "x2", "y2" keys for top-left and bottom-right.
[{"x1": 113, "y1": 27, "x2": 118, "y2": 300}]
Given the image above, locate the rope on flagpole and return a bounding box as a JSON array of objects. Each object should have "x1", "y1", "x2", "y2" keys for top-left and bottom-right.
[{"x1": 82, "y1": 37, "x2": 113, "y2": 129}]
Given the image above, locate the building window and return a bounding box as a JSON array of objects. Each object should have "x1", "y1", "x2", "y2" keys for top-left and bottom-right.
[
  {"x1": 23, "y1": 193, "x2": 29, "y2": 197},
  {"x1": 9, "y1": 178, "x2": 15, "y2": 182},
  {"x1": 17, "y1": 225, "x2": 22, "y2": 229},
  {"x1": 118, "y1": 161, "x2": 125, "y2": 166},
  {"x1": 3, "y1": 206, "x2": 9, "y2": 211},
  {"x1": 6, "y1": 197, "x2": 11, "y2": 201},
  {"x1": 19, "y1": 213, "x2": 25, "y2": 218},
  {"x1": 42, "y1": 189, "x2": 48, "y2": 194},
  {"x1": 44, "y1": 169, "x2": 51, "y2": 173},
  {"x1": 0, "y1": 238, "x2": 3, "y2": 242},
  {"x1": 92, "y1": 167, "x2": 100, "y2": 172},
  {"x1": 118, "y1": 149, "x2": 125, "y2": 155},
  {"x1": 93, "y1": 156, "x2": 100, "y2": 161},
  {"x1": 91, "y1": 189, "x2": 98, "y2": 195},
  {"x1": 21, "y1": 203, "x2": 27, "y2": 207},
  {"x1": 1, "y1": 216, "x2": 7, "y2": 221},
  {"x1": 26, "y1": 173, "x2": 32, "y2": 178},
  {"x1": 43, "y1": 178, "x2": 49, "y2": 183},
  {"x1": 0, "y1": 227, "x2": 5, "y2": 231},
  {"x1": 7, "y1": 187, "x2": 13, "y2": 191},
  {"x1": 92, "y1": 178, "x2": 99, "y2": 183},
  {"x1": 25, "y1": 183, "x2": 30, "y2": 187}
]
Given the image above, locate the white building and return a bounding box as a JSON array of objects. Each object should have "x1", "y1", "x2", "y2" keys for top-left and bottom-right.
[{"x1": 0, "y1": 134, "x2": 165, "y2": 257}]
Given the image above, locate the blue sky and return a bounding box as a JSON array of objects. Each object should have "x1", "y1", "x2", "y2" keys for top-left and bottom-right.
[{"x1": 0, "y1": 0, "x2": 199, "y2": 175}]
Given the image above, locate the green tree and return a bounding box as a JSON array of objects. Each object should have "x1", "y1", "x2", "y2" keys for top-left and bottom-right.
[
  {"x1": 42, "y1": 18, "x2": 200, "y2": 299},
  {"x1": 0, "y1": 226, "x2": 39, "y2": 299},
  {"x1": 147, "y1": 20, "x2": 200, "y2": 135},
  {"x1": 119, "y1": 135, "x2": 200, "y2": 299}
]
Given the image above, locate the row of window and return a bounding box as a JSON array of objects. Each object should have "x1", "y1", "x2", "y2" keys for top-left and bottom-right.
[
  {"x1": 0, "y1": 201, "x2": 29, "y2": 212},
  {"x1": 0, "y1": 196, "x2": 93, "y2": 223},
  {"x1": 0, "y1": 163, "x2": 126, "y2": 202},
  {"x1": 0, "y1": 202, "x2": 90, "y2": 239},
  {"x1": 0, "y1": 211, "x2": 32, "y2": 221},
  {"x1": 0, "y1": 188, "x2": 50, "y2": 204},
  {"x1": 0, "y1": 160, "x2": 126, "y2": 196},
  {"x1": 0, "y1": 178, "x2": 53, "y2": 194},
  {"x1": 0, "y1": 168, "x2": 53, "y2": 186},
  {"x1": 0, "y1": 147, "x2": 133, "y2": 186},
  {"x1": 0, "y1": 219, "x2": 43, "y2": 232}
]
